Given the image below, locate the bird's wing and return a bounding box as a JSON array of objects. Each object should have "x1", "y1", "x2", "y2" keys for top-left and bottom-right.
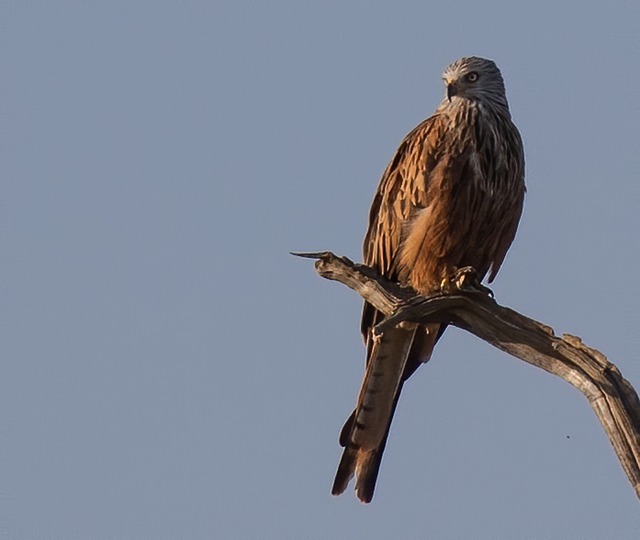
[
  {"x1": 363, "y1": 115, "x2": 446, "y2": 278},
  {"x1": 360, "y1": 114, "x2": 447, "y2": 338}
]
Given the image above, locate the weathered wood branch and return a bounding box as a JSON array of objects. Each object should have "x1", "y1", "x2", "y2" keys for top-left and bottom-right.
[{"x1": 294, "y1": 251, "x2": 640, "y2": 499}]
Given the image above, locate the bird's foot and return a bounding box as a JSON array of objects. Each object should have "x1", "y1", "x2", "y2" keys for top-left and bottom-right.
[{"x1": 441, "y1": 266, "x2": 494, "y2": 297}]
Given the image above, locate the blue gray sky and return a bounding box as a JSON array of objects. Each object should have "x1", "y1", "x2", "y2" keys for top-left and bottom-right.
[{"x1": 3, "y1": 2, "x2": 639, "y2": 538}]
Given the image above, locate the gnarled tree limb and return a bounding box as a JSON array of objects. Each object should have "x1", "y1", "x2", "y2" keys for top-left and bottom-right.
[{"x1": 294, "y1": 251, "x2": 640, "y2": 499}]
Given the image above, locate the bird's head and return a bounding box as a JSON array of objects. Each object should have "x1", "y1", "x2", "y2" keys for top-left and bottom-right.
[{"x1": 442, "y1": 57, "x2": 508, "y2": 109}]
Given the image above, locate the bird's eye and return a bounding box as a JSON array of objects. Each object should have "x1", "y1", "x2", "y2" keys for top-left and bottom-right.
[{"x1": 466, "y1": 72, "x2": 479, "y2": 82}]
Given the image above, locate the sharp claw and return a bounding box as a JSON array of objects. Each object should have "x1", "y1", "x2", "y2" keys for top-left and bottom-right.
[{"x1": 442, "y1": 266, "x2": 493, "y2": 296}]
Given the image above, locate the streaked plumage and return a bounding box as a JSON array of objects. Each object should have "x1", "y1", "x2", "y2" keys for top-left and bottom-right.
[{"x1": 332, "y1": 57, "x2": 526, "y2": 503}]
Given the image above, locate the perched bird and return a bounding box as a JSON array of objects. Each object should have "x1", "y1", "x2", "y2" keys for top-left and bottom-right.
[{"x1": 332, "y1": 57, "x2": 526, "y2": 503}]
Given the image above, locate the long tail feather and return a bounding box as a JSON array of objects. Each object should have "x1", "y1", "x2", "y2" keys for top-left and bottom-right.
[
  {"x1": 350, "y1": 326, "x2": 416, "y2": 450},
  {"x1": 332, "y1": 382, "x2": 404, "y2": 502},
  {"x1": 332, "y1": 323, "x2": 441, "y2": 502}
]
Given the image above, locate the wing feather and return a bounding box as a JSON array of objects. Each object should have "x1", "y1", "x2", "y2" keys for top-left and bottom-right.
[{"x1": 361, "y1": 114, "x2": 447, "y2": 339}]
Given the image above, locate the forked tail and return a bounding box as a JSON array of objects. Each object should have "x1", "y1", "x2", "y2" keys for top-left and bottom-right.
[{"x1": 332, "y1": 323, "x2": 442, "y2": 502}]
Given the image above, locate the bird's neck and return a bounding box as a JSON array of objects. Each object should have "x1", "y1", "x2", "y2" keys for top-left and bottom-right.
[{"x1": 437, "y1": 97, "x2": 511, "y2": 123}]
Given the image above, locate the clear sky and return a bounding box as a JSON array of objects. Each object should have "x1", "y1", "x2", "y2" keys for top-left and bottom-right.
[{"x1": 3, "y1": 1, "x2": 639, "y2": 538}]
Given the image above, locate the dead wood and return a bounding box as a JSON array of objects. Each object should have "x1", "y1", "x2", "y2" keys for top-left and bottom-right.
[{"x1": 294, "y1": 251, "x2": 640, "y2": 499}]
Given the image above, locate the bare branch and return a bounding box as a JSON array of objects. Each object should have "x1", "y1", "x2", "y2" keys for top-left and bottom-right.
[{"x1": 296, "y1": 250, "x2": 640, "y2": 499}]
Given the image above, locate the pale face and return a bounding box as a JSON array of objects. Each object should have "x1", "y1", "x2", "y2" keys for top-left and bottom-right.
[{"x1": 441, "y1": 57, "x2": 507, "y2": 105}]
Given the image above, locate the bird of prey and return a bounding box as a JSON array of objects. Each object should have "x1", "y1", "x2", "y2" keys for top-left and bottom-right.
[{"x1": 332, "y1": 57, "x2": 526, "y2": 503}]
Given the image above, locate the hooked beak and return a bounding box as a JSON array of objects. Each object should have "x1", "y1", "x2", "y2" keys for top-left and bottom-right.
[{"x1": 447, "y1": 82, "x2": 458, "y2": 102}]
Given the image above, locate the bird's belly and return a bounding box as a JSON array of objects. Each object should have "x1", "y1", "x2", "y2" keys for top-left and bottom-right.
[{"x1": 398, "y1": 189, "x2": 506, "y2": 294}]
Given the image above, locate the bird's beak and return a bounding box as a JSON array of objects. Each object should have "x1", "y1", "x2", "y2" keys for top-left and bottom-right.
[{"x1": 447, "y1": 82, "x2": 458, "y2": 102}]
